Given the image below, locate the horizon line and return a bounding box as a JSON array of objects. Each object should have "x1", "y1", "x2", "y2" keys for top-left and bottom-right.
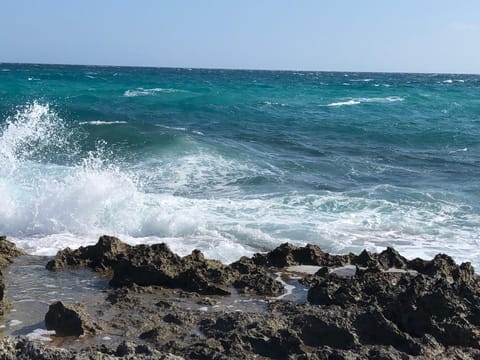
[{"x1": 1, "y1": 61, "x2": 478, "y2": 76}]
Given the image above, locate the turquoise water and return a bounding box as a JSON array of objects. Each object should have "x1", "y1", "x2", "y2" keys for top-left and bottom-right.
[{"x1": 0, "y1": 64, "x2": 479, "y2": 266}]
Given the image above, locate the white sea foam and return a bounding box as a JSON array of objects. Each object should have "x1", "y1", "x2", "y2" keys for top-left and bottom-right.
[
  {"x1": 123, "y1": 87, "x2": 185, "y2": 97},
  {"x1": 8, "y1": 319, "x2": 22, "y2": 327},
  {"x1": 25, "y1": 329, "x2": 55, "y2": 342},
  {"x1": 155, "y1": 124, "x2": 204, "y2": 135},
  {"x1": 441, "y1": 79, "x2": 464, "y2": 84},
  {"x1": 155, "y1": 124, "x2": 187, "y2": 131},
  {"x1": 0, "y1": 102, "x2": 479, "y2": 267},
  {"x1": 327, "y1": 96, "x2": 404, "y2": 107},
  {"x1": 262, "y1": 101, "x2": 286, "y2": 107},
  {"x1": 449, "y1": 148, "x2": 468, "y2": 153},
  {"x1": 327, "y1": 100, "x2": 361, "y2": 107},
  {"x1": 79, "y1": 121, "x2": 128, "y2": 125}
]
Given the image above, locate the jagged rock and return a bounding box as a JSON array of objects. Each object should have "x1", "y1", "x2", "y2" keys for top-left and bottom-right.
[
  {"x1": 0, "y1": 236, "x2": 27, "y2": 315},
  {"x1": 199, "y1": 311, "x2": 301, "y2": 359},
  {"x1": 0, "y1": 236, "x2": 28, "y2": 266},
  {"x1": 45, "y1": 301, "x2": 101, "y2": 337},
  {"x1": 230, "y1": 256, "x2": 285, "y2": 296},
  {"x1": 110, "y1": 246, "x2": 235, "y2": 295},
  {"x1": 46, "y1": 235, "x2": 131, "y2": 271},
  {"x1": 307, "y1": 251, "x2": 480, "y2": 353},
  {"x1": 47, "y1": 237, "x2": 237, "y2": 295},
  {"x1": 250, "y1": 242, "x2": 352, "y2": 268},
  {"x1": 0, "y1": 336, "x2": 72, "y2": 359},
  {"x1": 232, "y1": 272, "x2": 284, "y2": 296},
  {"x1": 0, "y1": 336, "x2": 183, "y2": 359},
  {"x1": 40, "y1": 239, "x2": 480, "y2": 358}
]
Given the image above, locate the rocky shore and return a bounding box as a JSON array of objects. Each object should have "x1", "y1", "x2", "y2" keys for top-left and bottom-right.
[{"x1": 0, "y1": 235, "x2": 479, "y2": 359}]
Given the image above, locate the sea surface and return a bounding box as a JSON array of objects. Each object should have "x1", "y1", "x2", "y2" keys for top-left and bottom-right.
[{"x1": 0, "y1": 64, "x2": 479, "y2": 267}]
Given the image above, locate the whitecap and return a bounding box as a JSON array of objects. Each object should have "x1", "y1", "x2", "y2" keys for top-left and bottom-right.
[
  {"x1": 1, "y1": 102, "x2": 480, "y2": 269},
  {"x1": 155, "y1": 124, "x2": 187, "y2": 131},
  {"x1": 123, "y1": 87, "x2": 186, "y2": 97},
  {"x1": 326, "y1": 96, "x2": 404, "y2": 107},
  {"x1": 449, "y1": 148, "x2": 468, "y2": 153},
  {"x1": 262, "y1": 101, "x2": 286, "y2": 106},
  {"x1": 79, "y1": 121, "x2": 128, "y2": 125},
  {"x1": 327, "y1": 100, "x2": 361, "y2": 107}
]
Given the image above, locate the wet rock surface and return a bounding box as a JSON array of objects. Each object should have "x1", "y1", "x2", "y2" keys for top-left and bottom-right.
[
  {"x1": 0, "y1": 236, "x2": 28, "y2": 267},
  {"x1": 47, "y1": 236, "x2": 282, "y2": 296},
  {"x1": 1, "y1": 237, "x2": 480, "y2": 358},
  {"x1": 45, "y1": 301, "x2": 102, "y2": 337},
  {"x1": 0, "y1": 236, "x2": 28, "y2": 315}
]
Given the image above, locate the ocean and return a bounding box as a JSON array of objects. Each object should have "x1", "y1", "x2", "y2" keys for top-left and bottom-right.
[{"x1": 0, "y1": 64, "x2": 479, "y2": 267}]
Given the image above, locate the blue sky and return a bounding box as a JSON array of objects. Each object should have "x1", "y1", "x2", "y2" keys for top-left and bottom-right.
[{"x1": 0, "y1": 0, "x2": 479, "y2": 73}]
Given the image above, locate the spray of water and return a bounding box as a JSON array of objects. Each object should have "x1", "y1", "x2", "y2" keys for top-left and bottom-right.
[{"x1": 0, "y1": 102, "x2": 478, "y2": 266}]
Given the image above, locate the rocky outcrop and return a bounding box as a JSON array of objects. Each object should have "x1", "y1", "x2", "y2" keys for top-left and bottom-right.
[
  {"x1": 46, "y1": 235, "x2": 131, "y2": 271},
  {"x1": 0, "y1": 235, "x2": 27, "y2": 315},
  {"x1": 110, "y1": 246, "x2": 236, "y2": 295},
  {"x1": 0, "y1": 236, "x2": 28, "y2": 267},
  {"x1": 45, "y1": 301, "x2": 102, "y2": 337},
  {"x1": 41, "y1": 237, "x2": 480, "y2": 359},
  {"x1": 47, "y1": 236, "x2": 283, "y2": 296},
  {"x1": 0, "y1": 336, "x2": 183, "y2": 359}
]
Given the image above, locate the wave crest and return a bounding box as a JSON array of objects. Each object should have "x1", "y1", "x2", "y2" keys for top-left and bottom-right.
[
  {"x1": 123, "y1": 88, "x2": 186, "y2": 97},
  {"x1": 327, "y1": 96, "x2": 404, "y2": 107}
]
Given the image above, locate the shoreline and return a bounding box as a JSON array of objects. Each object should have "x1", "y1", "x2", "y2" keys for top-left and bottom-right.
[{"x1": 0, "y1": 235, "x2": 479, "y2": 359}]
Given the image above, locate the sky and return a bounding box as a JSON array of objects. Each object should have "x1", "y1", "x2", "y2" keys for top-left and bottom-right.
[{"x1": 0, "y1": 0, "x2": 479, "y2": 73}]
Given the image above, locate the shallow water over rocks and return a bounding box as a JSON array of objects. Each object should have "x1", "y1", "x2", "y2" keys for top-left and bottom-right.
[{"x1": 2, "y1": 255, "x2": 109, "y2": 338}]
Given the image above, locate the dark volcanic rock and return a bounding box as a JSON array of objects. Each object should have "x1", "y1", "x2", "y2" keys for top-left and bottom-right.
[
  {"x1": 0, "y1": 336, "x2": 183, "y2": 359},
  {"x1": 0, "y1": 235, "x2": 28, "y2": 266},
  {"x1": 250, "y1": 242, "x2": 352, "y2": 268},
  {"x1": 230, "y1": 256, "x2": 285, "y2": 296},
  {"x1": 0, "y1": 236, "x2": 27, "y2": 315},
  {"x1": 47, "y1": 237, "x2": 236, "y2": 295},
  {"x1": 307, "y1": 251, "x2": 480, "y2": 353},
  {"x1": 41, "y1": 238, "x2": 480, "y2": 359},
  {"x1": 46, "y1": 235, "x2": 131, "y2": 271},
  {"x1": 45, "y1": 301, "x2": 101, "y2": 337},
  {"x1": 232, "y1": 272, "x2": 284, "y2": 296},
  {"x1": 110, "y1": 246, "x2": 235, "y2": 295}
]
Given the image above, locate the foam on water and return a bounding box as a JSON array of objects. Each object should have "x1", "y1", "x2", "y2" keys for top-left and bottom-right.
[
  {"x1": 326, "y1": 96, "x2": 404, "y2": 107},
  {"x1": 123, "y1": 87, "x2": 186, "y2": 97},
  {"x1": 79, "y1": 121, "x2": 128, "y2": 125},
  {"x1": 0, "y1": 100, "x2": 479, "y2": 267}
]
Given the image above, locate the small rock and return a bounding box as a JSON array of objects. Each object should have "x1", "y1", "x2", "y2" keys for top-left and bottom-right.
[{"x1": 45, "y1": 301, "x2": 101, "y2": 337}]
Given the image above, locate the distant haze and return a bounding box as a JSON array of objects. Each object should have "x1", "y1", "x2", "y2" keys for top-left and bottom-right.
[{"x1": 0, "y1": 0, "x2": 479, "y2": 74}]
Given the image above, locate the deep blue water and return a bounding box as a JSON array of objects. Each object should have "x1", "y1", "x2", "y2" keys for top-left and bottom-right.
[{"x1": 0, "y1": 64, "x2": 479, "y2": 266}]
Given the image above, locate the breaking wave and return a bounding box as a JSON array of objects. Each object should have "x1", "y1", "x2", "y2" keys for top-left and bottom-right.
[{"x1": 327, "y1": 96, "x2": 404, "y2": 107}]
